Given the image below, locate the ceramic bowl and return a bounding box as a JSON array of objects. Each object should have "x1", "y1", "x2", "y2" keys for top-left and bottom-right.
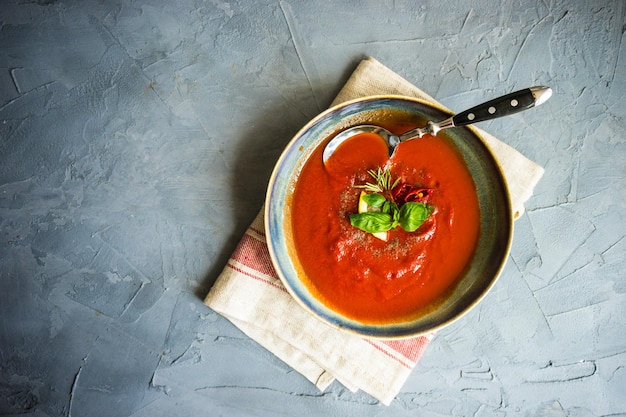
[{"x1": 265, "y1": 96, "x2": 513, "y2": 339}]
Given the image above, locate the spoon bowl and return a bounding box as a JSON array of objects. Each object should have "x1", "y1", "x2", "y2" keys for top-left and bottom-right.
[{"x1": 323, "y1": 86, "x2": 552, "y2": 163}]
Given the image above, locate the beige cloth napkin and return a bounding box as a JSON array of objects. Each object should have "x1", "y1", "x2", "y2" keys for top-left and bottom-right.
[{"x1": 205, "y1": 57, "x2": 544, "y2": 405}]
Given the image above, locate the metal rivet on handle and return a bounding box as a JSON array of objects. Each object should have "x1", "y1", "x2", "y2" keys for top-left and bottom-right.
[
  {"x1": 468, "y1": 113, "x2": 475, "y2": 120},
  {"x1": 488, "y1": 106, "x2": 496, "y2": 114}
]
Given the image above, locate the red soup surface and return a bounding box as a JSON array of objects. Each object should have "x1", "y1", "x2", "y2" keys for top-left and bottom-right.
[{"x1": 290, "y1": 127, "x2": 480, "y2": 324}]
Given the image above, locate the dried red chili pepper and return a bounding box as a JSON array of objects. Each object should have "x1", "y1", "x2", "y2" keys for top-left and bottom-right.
[
  {"x1": 391, "y1": 182, "x2": 431, "y2": 206},
  {"x1": 391, "y1": 182, "x2": 412, "y2": 204},
  {"x1": 405, "y1": 188, "x2": 430, "y2": 203}
]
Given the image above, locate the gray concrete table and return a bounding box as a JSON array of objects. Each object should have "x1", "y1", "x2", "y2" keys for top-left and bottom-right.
[{"x1": 1, "y1": 1, "x2": 624, "y2": 415}]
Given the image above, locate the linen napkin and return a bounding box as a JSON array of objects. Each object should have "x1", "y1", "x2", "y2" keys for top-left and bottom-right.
[{"x1": 204, "y1": 57, "x2": 544, "y2": 405}]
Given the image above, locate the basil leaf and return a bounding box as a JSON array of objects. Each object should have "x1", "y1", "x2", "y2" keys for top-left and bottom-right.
[
  {"x1": 398, "y1": 202, "x2": 434, "y2": 232},
  {"x1": 349, "y1": 212, "x2": 394, "y2": 233},
  {"x1": 393, "y1": 205, "x2": 400, "y2": 223},
  {"x1": 382, "y1": 200, "x2": 391, "y2": 214},
  {"x1": 362, "y1": 193, "x2": 386, "y2": 208}
]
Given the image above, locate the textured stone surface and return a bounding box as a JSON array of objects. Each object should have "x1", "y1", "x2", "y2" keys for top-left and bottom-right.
[{"x1": 0, "y1": 0, "x2": 624, "y2": 415}]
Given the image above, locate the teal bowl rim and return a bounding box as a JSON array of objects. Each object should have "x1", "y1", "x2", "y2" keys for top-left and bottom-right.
[{"x1": 264, "y1": 95, "x2": 514, "y2": 339}]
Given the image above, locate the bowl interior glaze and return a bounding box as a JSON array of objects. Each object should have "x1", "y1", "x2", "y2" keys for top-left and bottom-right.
[{"x1": 265, "y1": 96, "x2": 513, "y2": 339}]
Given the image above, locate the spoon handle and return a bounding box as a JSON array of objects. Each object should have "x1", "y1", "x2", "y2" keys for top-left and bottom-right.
[{"x1": 452, "y1": 86, "x2": 552, "y2": 127}]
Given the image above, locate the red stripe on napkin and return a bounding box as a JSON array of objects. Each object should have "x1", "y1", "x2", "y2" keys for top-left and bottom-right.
[
  {"x1": 364, "y1": 341, "x2": 413, "y2": 369},
  {"x1": 380, "y1": 338, "x2": 430, "y2": 363},
  {"x1": 249, "y1": 225, "x2": 265, "y2": 237},
  {"x1": 226, "y1": 262, "x2": 288, "y2": 292},
  {"x1": 231, "y1": 234, "x2": 278, "y2": 280}
]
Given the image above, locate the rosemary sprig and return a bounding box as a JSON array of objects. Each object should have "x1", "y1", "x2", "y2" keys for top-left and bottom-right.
[{"x1": 354, "y1": 167, "x2": 401, "y2": 195}]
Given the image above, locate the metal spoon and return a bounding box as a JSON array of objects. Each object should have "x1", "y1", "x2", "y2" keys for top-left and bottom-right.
[{"x1": 322, "y1": 86, "x2": 552, "y2": 162}]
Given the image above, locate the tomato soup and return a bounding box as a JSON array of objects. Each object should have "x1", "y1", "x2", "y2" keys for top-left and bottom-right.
[{"x1": 289, "y1": 124, "x2": 480, "y2": 324}]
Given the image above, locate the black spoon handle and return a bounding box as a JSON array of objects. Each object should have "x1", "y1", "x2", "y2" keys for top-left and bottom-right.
[{"x1": 452, "y1": 86, "x2": 552, "y2": 127}]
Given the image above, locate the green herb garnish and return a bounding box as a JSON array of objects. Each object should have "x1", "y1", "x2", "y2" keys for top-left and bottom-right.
[
  {"x1": 355, "y1": 167, "x2": 401, "y2": 194},
  {"x1": 350, "y1": 167, "x2": 434, "y2": 236}
]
